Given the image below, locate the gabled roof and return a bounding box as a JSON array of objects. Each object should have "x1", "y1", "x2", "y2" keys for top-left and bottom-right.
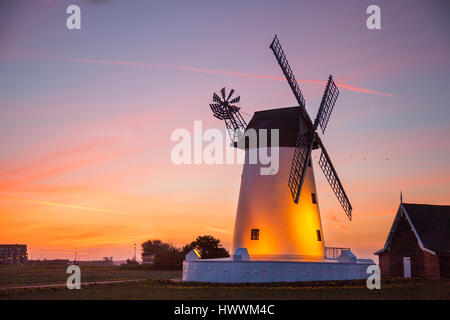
[
  {"x1": 375, "y1": 203, "x2": 450, "y2": 255},
  {"x1": 403, "y1": 203, "x2": 450, "y2": 254}
]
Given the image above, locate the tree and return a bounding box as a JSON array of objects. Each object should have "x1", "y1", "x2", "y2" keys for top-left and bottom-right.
[
  {"x1": 152, "y1": 245, "x2": 184, "y2": 270},
  {"x1": 191, "y1": 235, "x2": 230, "y2": 259},
  {"x1": 102, "y1": 256, "x2": 113, "y2": 265},
  {"x1": 182, "y1": 242, "x2": 196, "y2": 256},
  {"x1": 140, "y1": 235, "x2": 230, "y2": 270},
  {"x1": 141, "y1": 240, "x2": 172, "y2": 258},
  {"x1": 141, "y1": 239, "x2": 184, "y2": 270},
  {"x1": 126, "y1": 259, "x2": 139, "y2": 265}
]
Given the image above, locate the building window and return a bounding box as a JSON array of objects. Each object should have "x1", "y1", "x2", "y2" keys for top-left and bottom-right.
[
  {"x1": 311, "y1": 193, "x2": 317, "y2": 204},
  {"x1": 308, "y1": 159, "x2": 312, "y2": 167},
  {"x1": 251, "y1": 229, "x2": 260, "y2": 240},
  {"x1": 316, "y1": 230, "x2": 322, "y2": 241}
]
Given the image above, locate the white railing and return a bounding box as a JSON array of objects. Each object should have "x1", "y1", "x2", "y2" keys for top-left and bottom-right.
[{"x1": 325, "y1": 247, "x2": 350, "y2": 259}]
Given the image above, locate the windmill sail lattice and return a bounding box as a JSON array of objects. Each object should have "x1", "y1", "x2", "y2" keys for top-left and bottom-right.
[
  {"x1": 314, "y1": 75, "x2": 339, "y2": 134},
  {"x1": 316, "y1": 136, "x2": 352, "y2": 220},
  {"x1": 288, "y1": 132, "x2": 314, "y2": 203},
  {"x1": 270, "y1": 35, "x2": 312, "y2": 129}
]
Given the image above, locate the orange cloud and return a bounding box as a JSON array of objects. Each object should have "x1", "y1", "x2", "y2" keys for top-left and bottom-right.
[
  {"x1": 0, "y1": 194, "x2": 127, "y2": 214},
  {"x1": 0, "y1": 149, "x2": 129, "y2": 190}
]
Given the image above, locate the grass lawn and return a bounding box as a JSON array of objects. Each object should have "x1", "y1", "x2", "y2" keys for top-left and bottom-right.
[
  {"x1": 0, "y1": 264, "x2": 448, "y2": 300},
  {"x1": 0, "y1": 264, "x2": 180, "y2": 287}
]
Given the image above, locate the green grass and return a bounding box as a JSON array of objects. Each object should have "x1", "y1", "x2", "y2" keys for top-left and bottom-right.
[
  {"x1": 0, "y1": 267, "x2": 448, "y2": 300},
  {"x1": 0, "y1": 264, "x2": 180, "y2": 287}
]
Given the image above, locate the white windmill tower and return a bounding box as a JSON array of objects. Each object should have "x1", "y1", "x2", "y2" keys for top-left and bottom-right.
[{"x1": 209, "y1": 35, "x2": 352, "y2": 261}]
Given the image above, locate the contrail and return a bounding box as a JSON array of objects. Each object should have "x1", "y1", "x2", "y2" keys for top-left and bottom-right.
[
  {"x1": 29, "y1": 248, "x2": 94, "y2": 255},
  {"x1": 196, "y1": 225, "x2": 233, "y2": 235},
  {"x1": 65, "y1": 58, "x2": 397, "y2": 97},
  {"x1": 0, "y1": 194, "x2": 126, "y2": 214}
]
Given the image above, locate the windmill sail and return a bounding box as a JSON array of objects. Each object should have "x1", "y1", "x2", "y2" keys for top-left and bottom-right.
[
  {"x1": 316, "y1": 136, "x2": 352, "y2": 220},
  {"x1": 288, "y1": 132, "x2": 314, "y2": 203},
  {"x1": 270, "y1": 35, "x2": 313, "y2": 129},
  {"x1": 314, "y1": 75, "x2": 339, "y2": 133}
]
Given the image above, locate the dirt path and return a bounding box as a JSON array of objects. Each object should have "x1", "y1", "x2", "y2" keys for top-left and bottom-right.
[{"x1": 1, "y1": 278, "x2": 147, "y2": 290}]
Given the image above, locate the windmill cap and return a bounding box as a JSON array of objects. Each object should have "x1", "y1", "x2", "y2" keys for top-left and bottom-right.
[{"x1": 237, "y1": 106, "x2": 311, "y2": 149}]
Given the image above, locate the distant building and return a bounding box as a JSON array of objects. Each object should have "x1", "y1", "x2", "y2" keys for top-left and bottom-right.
[
  {"x1": 0, "y1": 244, "x2": 28, "y2": 265},
  {"x1": 375, "y1": 203, "x2": 449, "y2": 278}
]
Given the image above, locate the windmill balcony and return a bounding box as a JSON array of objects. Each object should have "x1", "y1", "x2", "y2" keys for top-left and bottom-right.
[{"x1": 324, "y1": 247, "x2": 350, "y2": 260}]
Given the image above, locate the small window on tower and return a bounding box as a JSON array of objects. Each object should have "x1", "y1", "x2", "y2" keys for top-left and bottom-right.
[
  {"x1": 251, "y1": 229, "x2": 260, "y2": 240},
  {"x1": 311, "y1": 193, "x2": 317, "y2": 204},
  {"x1": 316, "y1": 230, "x2": 322, "y2": 242},
  {"x1": 308, "y1": 158, "x2": 312, "y2": 167}
]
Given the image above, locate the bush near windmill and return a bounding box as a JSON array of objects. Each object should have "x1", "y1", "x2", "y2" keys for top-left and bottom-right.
[{"x1": 140, "y1": 236, "x2": 229, "y2": 270}]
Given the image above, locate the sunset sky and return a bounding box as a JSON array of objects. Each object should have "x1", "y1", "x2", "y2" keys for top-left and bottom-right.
[{"x1": 0, "y1": 0, "x2": 449, "y2": 261}]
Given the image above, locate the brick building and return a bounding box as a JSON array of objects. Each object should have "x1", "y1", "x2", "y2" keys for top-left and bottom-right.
[
  {"x1": 0, "y1": 244, "x2": 28, "y2": 265},
  {"x1": 375, "y1": 203, "x2": 449, "y2": 278}
]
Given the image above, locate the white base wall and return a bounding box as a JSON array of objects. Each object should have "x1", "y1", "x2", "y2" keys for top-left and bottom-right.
[{"x1": 182, "y1": 259, "x2": 375, "y2": 283}]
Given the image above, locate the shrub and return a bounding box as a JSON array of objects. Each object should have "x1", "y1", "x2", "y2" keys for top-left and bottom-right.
[{"x1": 140, "y1": 235, "x2": 230, "y2": 270}]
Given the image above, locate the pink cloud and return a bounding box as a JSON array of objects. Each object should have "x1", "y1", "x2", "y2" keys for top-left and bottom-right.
[
  {"x1": 0, "y1": 105, "x2": 174, "y2": 194},
  {"x1": 65, "y1": 58, "x2": 398, "y2": 97}
]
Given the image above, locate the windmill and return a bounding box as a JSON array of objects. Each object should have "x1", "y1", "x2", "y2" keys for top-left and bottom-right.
[{"x1": 208, "y1": 35, "x2": 352, "y2": 260}]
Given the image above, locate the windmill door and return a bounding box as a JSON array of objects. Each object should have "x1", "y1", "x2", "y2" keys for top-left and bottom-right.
[{"x1": 403, "y1": 257, "x2": 411, "y2": 278}]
